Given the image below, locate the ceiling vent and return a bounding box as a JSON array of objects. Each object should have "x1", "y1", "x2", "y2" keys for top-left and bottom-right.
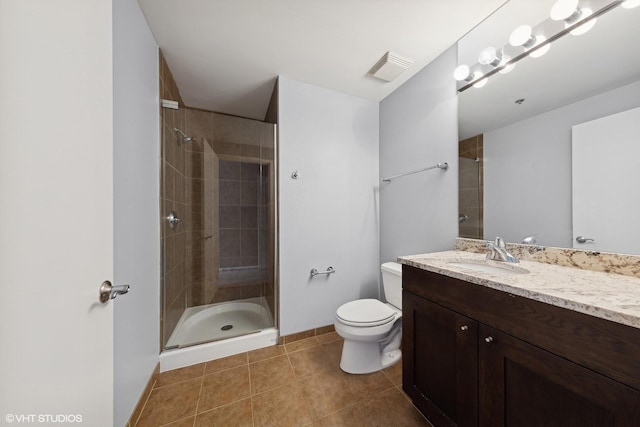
[{"x1": 369, "y1": 51, "x2": 413, "y2": 82}]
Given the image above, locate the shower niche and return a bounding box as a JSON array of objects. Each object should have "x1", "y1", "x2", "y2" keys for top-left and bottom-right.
[{"x1": 159, "y1": 91, "x2": 277, "y2": 350}]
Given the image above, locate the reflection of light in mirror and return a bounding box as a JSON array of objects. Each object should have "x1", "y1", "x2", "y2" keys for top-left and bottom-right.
[
  {"x1": 510, "y1": 25, "x2": 550, "y2": 59},
  {"x1": 622, "y1": 0, "x2": 640, "y2": 8},
  {"x1": 478, "y1": 47, "x2": 500, "y2": 66},
  {"x1": 568, "y1": 8, "x2": 597, "y2": 35},
  {"x1": 499, "y1": 55, "x2": 515, "y2": 74},
  {"x1": 529, "y1": 36, "x2": 551, "y2": 58},
  {"x1": 453, "y1": 65, "x2": 471, "y2": 81},
  {"x1": 473, "y1": 73, "x2": 488, "y2": 88},
  {"x1": 509, "y1": 25, "x2": 536, "y2": 48},
  {"x1": 550, "y1": 0, "x2": 579, "y2": 21}
]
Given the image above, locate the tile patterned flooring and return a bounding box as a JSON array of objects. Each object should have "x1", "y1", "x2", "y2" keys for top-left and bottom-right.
[{"x1": 134, "y1": 332, "x2": 431, "y2": 426}]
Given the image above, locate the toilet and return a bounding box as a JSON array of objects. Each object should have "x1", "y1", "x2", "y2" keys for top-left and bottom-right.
[{"x1": 334, "y1": 262, "x2": 403, "y2": 374}]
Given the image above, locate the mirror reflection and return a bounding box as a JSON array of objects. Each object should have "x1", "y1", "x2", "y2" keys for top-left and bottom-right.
[{"x1": 457, "y1": 0, "x2": 640, "y2": 254}]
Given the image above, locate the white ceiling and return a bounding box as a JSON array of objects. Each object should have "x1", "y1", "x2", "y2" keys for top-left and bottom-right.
[{"x1": 138, "y1": 0, "x2": 508, "y2": 120}]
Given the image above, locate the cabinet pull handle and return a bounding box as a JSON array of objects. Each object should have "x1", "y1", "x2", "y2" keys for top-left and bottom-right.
[
  {"x1": 460, "y1": 325, "x2": 469, "y2": 331},
  {"x1": 485, "y1": 336, "x2": 494, "y2": 343}
]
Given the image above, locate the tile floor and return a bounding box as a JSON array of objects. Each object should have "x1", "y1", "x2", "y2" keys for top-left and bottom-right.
[{"x1": 134, "y1": 332, "x2": 431, "y2": 426}]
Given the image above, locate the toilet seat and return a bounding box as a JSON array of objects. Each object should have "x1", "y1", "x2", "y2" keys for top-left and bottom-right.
[{"x1": 336, "y1": 299, "x2": 397, "y2": 327}]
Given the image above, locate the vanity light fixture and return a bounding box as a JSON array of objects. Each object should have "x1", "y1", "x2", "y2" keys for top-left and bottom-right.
[
  {"x1": 453, "y1": 65, "x2": 472, "y2": 81},
  {"x1": 478, "y1": 47, "x2": 501, "y2": 67},
  {"x1": 473, "y1": 73, "x2": 488, "y2": 88},
  {"x1": 550, "y1": 0, "x2": 597, "y2": 36},
  {"x1": 455, "y1": 0, "x2": 627, "y2": 92},
  {"x1": 453, "y1": 65, "x2": 487, "y2": 86},
  {"x1": 509, "y1": 25, "x2": 551, "y2": 58},
  {"x1": 498, "y1": 55, "x2": 516, "y2": 74}
]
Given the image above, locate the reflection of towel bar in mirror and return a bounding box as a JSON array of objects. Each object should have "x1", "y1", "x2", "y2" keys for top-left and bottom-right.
[{"x1": 382, "y1": 162, "x2": 448, "y2": 183}]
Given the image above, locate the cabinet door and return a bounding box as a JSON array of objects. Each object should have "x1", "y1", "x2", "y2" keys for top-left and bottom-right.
[
  {"x1": 403, "y1": 291, "x2": 478, "y2": 427},
  {"x1": 479, "y1": 324, "x2": 640, "y2": 427}
]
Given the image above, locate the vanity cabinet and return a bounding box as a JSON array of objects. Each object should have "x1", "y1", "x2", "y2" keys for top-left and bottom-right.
[
  {"x1": 402, "y1": 265, "x2": 640, "y2": 427},
  {"x1": 403, "y1": 293, "x2": 478, "y2": 426}
]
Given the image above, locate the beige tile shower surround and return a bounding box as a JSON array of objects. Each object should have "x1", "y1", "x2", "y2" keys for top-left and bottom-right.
[{"x1": 130, "y1": 332, "x2": 429, "y2": 426}]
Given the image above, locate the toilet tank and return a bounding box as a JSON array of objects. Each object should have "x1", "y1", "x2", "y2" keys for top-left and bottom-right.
[{"x1": 381, "y1": 262, "x2": 403, "y2": 309}]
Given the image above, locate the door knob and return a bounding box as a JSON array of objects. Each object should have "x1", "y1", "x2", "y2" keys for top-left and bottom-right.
[
  {"x1": 485, "y1": 336, "x2": 494, "y2": 343},
  {"x1": 99, "y1": 281, "x2": 130, "y2": 303},
  {"x1": 575, "y1": 236, "x2": 595, "y2": 244}
]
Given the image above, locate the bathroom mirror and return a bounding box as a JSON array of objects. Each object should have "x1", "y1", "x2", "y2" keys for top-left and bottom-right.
[{"x1": 457, "y1": 0, "x2": 640, "y2": 254}]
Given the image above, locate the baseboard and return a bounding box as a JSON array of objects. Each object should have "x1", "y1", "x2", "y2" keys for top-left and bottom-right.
[
  {"x1": 278, "y1": 324, "x2": 335, "y2": 345},
  {"x1": 126, "y1": 362, "x2": 160, "y2": 427}
]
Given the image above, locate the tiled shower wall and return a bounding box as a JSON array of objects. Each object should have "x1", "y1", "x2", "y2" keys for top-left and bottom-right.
[
  {"x1": 160, "y1": 51, "x2": 188, "y2": 347},
  {"x1": 458, "y1": 134, "x2": 483, "y2": 239},
  {"x1": 184, "y1": 110, "x2": 276, "y2": 313},
  {"x1": 218, "y1": 160, "x2": 268, "y2": 270}
]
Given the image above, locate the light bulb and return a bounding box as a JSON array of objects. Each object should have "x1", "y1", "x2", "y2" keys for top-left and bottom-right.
[
  {"x1": 550, "y1": 0, "x2": 579, "y2": 21},
  {"x1": 478, "y1": 47, "x2": 500, "y2": 67},
  {"x1": 622, "y1": 0, "x2": 640, "y2": 8},
  {"x1": 453, "y1": 65, "x2": 470, "y2": 81},
  {"x1": 499, "y1": 55, "x2": 515, "y2": 74},
  {"x1": 569, "y1": 8, "x2": 596, "y2": 35},
  {"x1": 509, "y1": 25, "x2": 534, "y2": 47},
  {"x1": 529, "y1": 36, "x2": 550, "y2": 58},
  {"x1": 473, "y1": 73, "x2": 487, "y2": 88}
]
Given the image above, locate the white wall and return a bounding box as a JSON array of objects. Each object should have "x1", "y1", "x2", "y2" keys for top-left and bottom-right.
[
  {"x1": 278, "y1": 77, "x2": 380, "y2": 336},
  {"x1": 484, "y1": 80, "x2": 640, "y2": 247},
  {"x1": 113, "y1": 0, "x2": 160, "y2": 425},
  {"x1": 379, "y1": 46, "x2": 459, "y2": 264},
  {"x1": 0, "y1": 0, "x2": 115, "y2": 423}
]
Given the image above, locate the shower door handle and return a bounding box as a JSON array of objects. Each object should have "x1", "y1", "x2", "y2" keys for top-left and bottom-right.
[{"x1": 99, "y1": 280, "x2": 130, "y2": 303}]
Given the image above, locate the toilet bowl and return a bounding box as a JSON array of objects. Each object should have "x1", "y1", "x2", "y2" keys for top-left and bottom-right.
[{"x1": 334, "y1": 262, "x2": 403, "y2": 374}]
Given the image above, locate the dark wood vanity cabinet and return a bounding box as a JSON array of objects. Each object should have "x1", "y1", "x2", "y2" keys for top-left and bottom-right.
[
  {"x1": 403, "y1": 293, "x2": 478, "y2": 426},
  {"x1": 402, "y1": 265, "x2": 640, "y2": 427}
]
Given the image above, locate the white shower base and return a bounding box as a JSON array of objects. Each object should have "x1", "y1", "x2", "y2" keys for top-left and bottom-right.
[{"x1": 161, "y1": 297, "x2": 278, "y2": 372}]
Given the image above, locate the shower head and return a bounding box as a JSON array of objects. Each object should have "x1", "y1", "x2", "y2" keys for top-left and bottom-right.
[{"x1": 173, "y1": 128, "x2": 195, "y2": 143}]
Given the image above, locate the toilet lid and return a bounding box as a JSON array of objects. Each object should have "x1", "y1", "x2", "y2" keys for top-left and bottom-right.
[{"x1": 336, "y1": 299, "x2": 397, "y2": 327}]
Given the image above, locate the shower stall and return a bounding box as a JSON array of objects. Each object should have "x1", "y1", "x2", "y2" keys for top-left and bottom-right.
[
  {"x1": 159, "y1": 104, "x2": 278, "y2": 356},
  {"x1": 458, "y1": 134, "x2": 483, "y2": 240}
]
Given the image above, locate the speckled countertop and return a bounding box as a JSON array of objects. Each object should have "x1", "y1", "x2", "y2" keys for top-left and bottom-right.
[{"x1": 399, "y1": 250, "x2": 640, "y2": 330}]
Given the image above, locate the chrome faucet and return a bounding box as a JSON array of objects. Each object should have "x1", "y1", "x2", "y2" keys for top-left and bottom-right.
[{"x1": 486, "y1": 237, "x2": 519, "y2": 263}]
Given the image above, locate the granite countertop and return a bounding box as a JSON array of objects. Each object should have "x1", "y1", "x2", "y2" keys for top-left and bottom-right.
[{"x1": 399, "y1": 250, "x2": 640, "y2": 330}]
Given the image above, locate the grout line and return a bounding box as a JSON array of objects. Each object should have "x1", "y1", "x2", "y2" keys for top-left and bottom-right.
[
  {"x1": 193, "y1": 370, "x2": 206, "y2": 417},
  {"x1": 247, "y1": 353, "x2": 257, "y2": 427},
  {"x1": 132, "y1": 378, "x2": 156, "y2": 427},
  {"x1": 157, "y1": 415, "x2": 196, "y2": 427}
]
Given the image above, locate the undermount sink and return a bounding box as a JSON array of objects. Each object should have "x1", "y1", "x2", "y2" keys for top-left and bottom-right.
[{"x1": 447, "y1": 259, "x2": 529, "y2": 275}]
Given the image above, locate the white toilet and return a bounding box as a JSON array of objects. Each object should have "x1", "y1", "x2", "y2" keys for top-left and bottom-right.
[{"x1": 334, "y1": 262, "x2": 403, "y2": 374}]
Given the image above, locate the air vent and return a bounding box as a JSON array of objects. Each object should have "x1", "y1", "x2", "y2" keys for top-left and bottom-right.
[{"x1": 369, "y1": 51, "x2": 413, "y2": 82}]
